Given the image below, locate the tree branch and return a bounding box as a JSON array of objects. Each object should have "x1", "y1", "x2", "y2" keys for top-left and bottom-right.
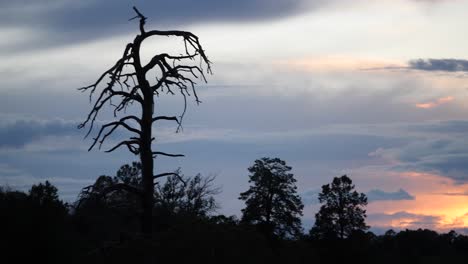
[
  {"x1": 152, "y1": 116, "x2": 179, "y2": 124},
  {"x1": 152, "y1": 151, "x2": 185, "y2": 158},
  {"x1": 132, "y1": 6, "x2": 147, "y2": 34},
  {"x1": 106, "y1": 140, "x2": 140, "y2": 154},
  {"x1": 88, "y1": 116, "x2": 142, "y2": 151},
  {"x1": 154, "y1": 172, "x2": 187, "y2": 185}
]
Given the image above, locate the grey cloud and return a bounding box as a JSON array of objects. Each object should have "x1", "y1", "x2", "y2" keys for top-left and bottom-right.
[
  {"x1": 406, "y1": 155, "x2": 468, "y2": 183},
  {"x1": 0, "y1": 0, "x2": 318, "y2": 52},
  {"x1": 162, "y1": 133, "x2": 406, "y2": 163},
  {"x1": 0, "y1": 0, "x2": 451, "y2": 53},
  {"x1": 0, "y1": 119, "x2": 79, "y2": 148},
  {"x1": 407, "y1": 120, "x2": 468, "y2": 134},
  {"x1": 0, "y1": 0, "x2": 319, "y2": 26},
  {"x1": 374, "y1": 137, "x2": 468, "y2": 183},
  {"x1": 367, "y1": 188, "x2": 415, "y2": 202},
  {"x1": 409, "y1": 59, "x2": 468, "y2": 72},
  {"x1": 368, "y1": 59, "x2": 468, "y2": 73}
]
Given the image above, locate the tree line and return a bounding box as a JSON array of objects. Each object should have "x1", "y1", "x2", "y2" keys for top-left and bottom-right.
[{"x1": 1, "y1": 157, "x2": 468, "y2": 263}]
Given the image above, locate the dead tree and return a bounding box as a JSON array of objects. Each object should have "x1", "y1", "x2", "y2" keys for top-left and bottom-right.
[{"x1": 78, "y1": 7, "x2": 211, "y2": 238}]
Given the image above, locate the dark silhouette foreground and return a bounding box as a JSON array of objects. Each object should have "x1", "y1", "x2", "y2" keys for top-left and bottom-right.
[{"x1": 2, "y1": 163, "x2": 468, "y2": 263}]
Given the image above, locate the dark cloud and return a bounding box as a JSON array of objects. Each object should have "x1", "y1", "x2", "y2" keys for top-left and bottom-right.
[
  {"x1": 0, "y1": 0, "x2": 317, "y2": 51},
  {"x1": 408, "y1": 59, "x2": 468, "y2": 72},
  {"x1": 395, "y1": 147, "x2": 468, "y2": 183},
  {"x1": 371, "y1": 124, "x2": 468, "y2": 183},
  {"x1": 367, "y1": 59, "x2": 468, "y2": 73},
  {"x1": 0, "y1": 119, "x2": 78, "y2": 148},
  {"x1": 367, "y1": 189, "x2": 415, "y2": 202}
]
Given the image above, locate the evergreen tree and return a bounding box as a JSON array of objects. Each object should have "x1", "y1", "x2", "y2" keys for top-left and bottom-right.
[
  {"x1": 239, "y1": 157, "x2": 304, "y2": 239},
  {"x1": 310, "y1": 175, "x2": 368, "y2": 240}
]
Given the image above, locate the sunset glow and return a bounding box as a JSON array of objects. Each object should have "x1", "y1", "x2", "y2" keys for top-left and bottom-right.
[
  {"x1": 416, "y1": 96, "x2": 455, "y2": 109},
  {"x1": 367, "y1": 171, "x2": 468, "y2": 232}
]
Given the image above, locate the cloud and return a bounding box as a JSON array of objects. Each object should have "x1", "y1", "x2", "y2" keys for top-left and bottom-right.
[
  {"x1": 368, "y1": 119, "x2": 468, "y2": 184},
  {"x1": 0, "y1": 0, "x2": 450, "y2": 53},
  {"x1": 0, "y1": 0, "x2": 320, "y2": 52},
  {"x1": 439, "y1": 191, "x2": 468, "y2": 196},
  {"x1": 407, "y1": 120, "x2": 468, "y2": 134},
  {"x1": 368, "y1": 210, "x2": 468, "y2": 234},
  {"x1": 366, "y1": 58, "x2": 468, "y2": 75},
  {"x1": 415, "y1": 96, "x2": 454, "y2": 109},
  {"x1": 367, "y1": 189, "x2": 415, "y2": 202},
  {"x1": 368, "y1": 211, "x2": 443, "y2": 230},
  {"x1": 0, "y1": 119, "x2": 79, "y2": 148},
  {"x1": 409, "y1": 59, "x2": 468, "y2": 72}
]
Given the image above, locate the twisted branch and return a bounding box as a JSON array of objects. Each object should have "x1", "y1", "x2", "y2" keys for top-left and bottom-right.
[{"x1": 152, "y1": 151, "x2": 185, "y2": 158}]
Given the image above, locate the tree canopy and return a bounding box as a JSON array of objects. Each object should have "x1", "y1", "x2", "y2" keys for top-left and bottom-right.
[
  {"x1": 239, "y1": 157, "x2": 304, "y2": 239},
  {"x1": 310, "y1": 175, "x2": 369, "y2": 240},
  {"x1": 76, "y1": 162, "x2": 219, "y2": 218}
]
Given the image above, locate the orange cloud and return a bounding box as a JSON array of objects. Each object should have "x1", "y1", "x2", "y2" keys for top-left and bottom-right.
[
  {"x1": 415, "y1": 96, "x2": 454, "y2": 109},
  {"x1": 367, "y1": 171, "x2": 468, "y2": 232}
]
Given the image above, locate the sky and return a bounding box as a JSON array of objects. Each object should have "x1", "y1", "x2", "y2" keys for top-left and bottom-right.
[{"x1": 2, "y1": 0, "x2": 468, "y2": 234}]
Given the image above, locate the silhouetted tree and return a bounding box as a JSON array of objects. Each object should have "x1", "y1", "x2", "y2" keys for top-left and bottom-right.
[
  {"x1": 1, "y1": 182, "x2": 69, "y2": 263},
  {"x1": 29, "y1": 181, "x2": 62, "y2": 206},
  {"x1": 77, "y1": 7, "x2": 211, "y2": 238},
  {"x1": 75, "y1": 162, "x2": 219, "y2": 224},
  {"x1": 29, "y1": 181, "x2": 68, "y2": 233},
  {"x1": 5, "y1": 182, "x2": 468, "y2": 263},
  {"x1": 310, "y1": 175, "x2": 368, "y2": 240},
  {"x1": 155, "y1": 172, "x2": 220, "y2": 217},
  {"x1": 239, "y1": 157, "x2": 304, "y2": 239}
]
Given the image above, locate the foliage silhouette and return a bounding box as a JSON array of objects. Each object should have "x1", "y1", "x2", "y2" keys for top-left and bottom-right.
[
  {"x1": 239, "y1": 157, "x2": 304, "y2": 240},
  {"x1": 77, "y1": 6, "x2": 211, "y2": 238},
  {"x1": 74, "y1": 162, "x2": 219, "y2": 240},
  {"x1": 2, "y1": 177, "x2": 468, "y2": 263},
  {"x1": 0, "y1": 182, "x2": 69, "y2": 263},
  {"x1": 310, "y1": 175, "x2": 369, "y2": 240}
]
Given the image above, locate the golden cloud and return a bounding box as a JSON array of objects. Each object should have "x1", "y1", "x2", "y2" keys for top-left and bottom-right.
[{"x1": 415, "y1": 96, "x2": 454, "y2": 109}]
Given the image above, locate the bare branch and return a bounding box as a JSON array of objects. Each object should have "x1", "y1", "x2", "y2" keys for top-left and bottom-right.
[
  {"x1": 75, "y1": 183, "x2": 143, "y2": 209},
  {"x1": 100, "y1": 183, "x2": 143, "y2": 198},
  {"x1": 77, "y1": 40, "x2": 142, "y2": 138},
  {"x1": 152, "y1": 151, "x2": 185, "y2": 158},
  {"x1": 88, "y1": 116, "x2": 141, "y2": 151},
  {"x1": 132, "y1": 6, "x2": 147, "y2": 34},
  {"x1": 152, "y1": 116, "x2": 179, "y2": 124},
  {"x1": 106, "y1": 140, "x2": 140, "y2": 154},
  {"x1": 154, "y1": 172, "x2": 187, "y2": 185}
]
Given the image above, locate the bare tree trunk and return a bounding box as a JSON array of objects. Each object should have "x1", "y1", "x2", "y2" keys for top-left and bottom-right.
[
  {"x1": 140, "y1": 87, "x2": 154, "y2": 237},
  {"x1": 78, "y1": 5, "x2": 211, "y2": 247},
  {"x1": 140, "y1": 89, "x2": 154, "y2": 264},
  {"x1": 133, "y1": 35, "x2": 155, "y2": 237}
]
